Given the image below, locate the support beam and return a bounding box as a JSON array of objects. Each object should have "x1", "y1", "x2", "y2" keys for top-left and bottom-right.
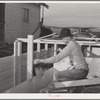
[{"x1": 27, "y1": 35, "x2": 33, "y2": 79}]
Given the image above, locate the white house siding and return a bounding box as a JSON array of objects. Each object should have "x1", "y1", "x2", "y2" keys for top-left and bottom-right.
[{"x1": 5, "y1": 3, "x2": 40, "y2": 43}]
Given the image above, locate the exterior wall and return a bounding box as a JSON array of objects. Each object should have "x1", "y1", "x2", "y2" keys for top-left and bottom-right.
[
  {"x1": 0, "y1": 3, "x2": 5, "y2": 43},
  {"x1": 5, "y1": 3, "x2": 40, "y2": 43}
]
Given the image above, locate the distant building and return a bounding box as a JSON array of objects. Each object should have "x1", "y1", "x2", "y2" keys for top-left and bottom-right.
[{"x1": 0, "y1": 3, "x2": 48, "y2": 43}]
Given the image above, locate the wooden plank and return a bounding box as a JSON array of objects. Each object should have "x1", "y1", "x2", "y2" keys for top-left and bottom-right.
[
  {"x1": 0, "y1": 69, "x2": 13, "y2": 81},
  {"x1": 74, "y1": 37, "x2": 100, "y2": 41},
  {"x1": 0, "y1": 76, "x2": 14, "y2": 87},
  {"x1": 0, "y1": 77, "x2": 14, "y2": 93},
  {"x1": 27, "y1": 35, "x2": 33, "y2": 79},
  {"x1": 14, "y1": 40, "x2": 18, "y2": 86},
  {"x1": 17, "y1": 38, "x2": 27, "y2": 42},
  {"x1": 21, "y1": 54, "x2": 28, "y2": 81},
  {"x1": 45, "y1": 43, "x2": 48, "y2": 51},
  {"x1": 54, "y1": 44, "x2": 57, "y2": 56},
  {"x1": 34, "y1": 39, "x2": 64, "y2": 45},
  {"x1": 17, "y1": 41, "x2": 22, "y2": 84},
  {"x1": 0, "y1": 58, "x2": 13, "y2": 72},
  {"x1": 34, "y1": 38, "x2": 100, "y2": 48},
  {"x1": 37, "y1": 33, "x2": 56, "y2": 39},
  {"x1": 0, "y1": 56, "x2": 13, "y2": 71},
  {"x1": 4, "y1": 68, "x2": 53, "y2": 93},
  {"x1": 54, "y1": 78, "x2": 100, "y2": 89},
  {"x1": 14, "y1": 41, "x2": 22, "y2": 85},
  {"x1": 37, "y1": 43, "x2": 41, "y2": 52},
  {"x1": 14, "y1": 56, "x2": 22, "y2": 85},
  {"x1": 0, "y1": 81, "x2": 14, "y2": 93},
  {"x1": 21, "y1": 66, "x2": 27, "y2": 82}
]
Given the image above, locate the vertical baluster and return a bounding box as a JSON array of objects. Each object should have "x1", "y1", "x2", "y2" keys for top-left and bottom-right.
[
  {"x1": 54, "y1": 44, "x2": 57, "y2": 56},
  {"x1": 37, "y1": 43, "x2": 40, "y2": 52},
  {"x1": 45, "y1": 43, "x2": 48, "y2": 51}
]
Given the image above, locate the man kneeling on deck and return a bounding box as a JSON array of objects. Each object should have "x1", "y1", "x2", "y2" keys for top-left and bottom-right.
[{"x1": 34, "y1": 28, "x2": 89, "y2": 84}]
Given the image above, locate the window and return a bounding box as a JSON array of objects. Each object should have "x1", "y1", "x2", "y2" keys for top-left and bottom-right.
[{"x1": 22, "y1": 8, "x2": 29, "y2": 23}]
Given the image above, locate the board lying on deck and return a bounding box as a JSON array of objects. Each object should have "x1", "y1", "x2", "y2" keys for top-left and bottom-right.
[{"x1": 54, "y1": 78, "x2": 100, "y2": 89}]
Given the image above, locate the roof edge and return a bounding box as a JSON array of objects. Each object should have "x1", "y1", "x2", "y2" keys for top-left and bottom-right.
[{"x1": 39, "y1": 3, "x2": 49, "y2": 9}]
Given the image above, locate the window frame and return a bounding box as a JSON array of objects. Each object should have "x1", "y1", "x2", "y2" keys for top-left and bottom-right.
[{"x1": 22, "y1": 8, "x2": 29, "y2": 23}]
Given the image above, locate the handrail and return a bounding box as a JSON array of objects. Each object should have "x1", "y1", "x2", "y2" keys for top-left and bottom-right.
[
  {"x1": 17, "y1": 37, "x2": 100, "y2": 46},
  {"x1": 74, "y1": 37, "x2": 100, "y2": 41}
]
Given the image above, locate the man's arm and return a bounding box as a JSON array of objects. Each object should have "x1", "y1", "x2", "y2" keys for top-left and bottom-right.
[{"x1": 34, "y1": 42, "x2": 73, "y2": 65}]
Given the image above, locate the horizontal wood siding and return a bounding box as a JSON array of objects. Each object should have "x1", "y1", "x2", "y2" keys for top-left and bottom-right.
[{"x1": 5, "y1": 3, "x2": 40, "y2": 43}]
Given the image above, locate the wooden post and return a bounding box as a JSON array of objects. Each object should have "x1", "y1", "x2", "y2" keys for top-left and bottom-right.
[
  {"x1": 27, "y1": 35, "x2": 33, "y2": 79},
  {"x1": 14, "y1": 40, "x2": 18, "y2": 86},
  {"x1": 14, "y1": 40, "x2": 22, "y2": 86},
  {"x1": 17, "y1": 41, "x2": 22, "y2": 83},
  {"x1": 53, "y1": 44, "x2": 57, "y2": 81}
]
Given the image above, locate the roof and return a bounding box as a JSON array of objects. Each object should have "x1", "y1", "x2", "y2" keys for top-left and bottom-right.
[{"x1": 39, "y1": 3, "x2": 49, "y2": 9}]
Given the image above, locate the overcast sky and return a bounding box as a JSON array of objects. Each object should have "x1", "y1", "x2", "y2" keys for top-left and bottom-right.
[{"x1": 44, "y1": 3, "x2": 100, "y2": 27}]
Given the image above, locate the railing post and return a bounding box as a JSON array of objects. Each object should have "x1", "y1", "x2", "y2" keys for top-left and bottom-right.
[
  {"x1": 14, "y1": 40, "x2": 18, "y2": 86},
  {"x1": 17, "y1": 41, "x2": 22, "y2": 83},
  {"x1": 27, "y1": 35, "x2": 33, "y2": 79},
  {"x1": 14, "y1": 40, "x2": 22, "y2": 86},
  {"x1": 53, "y1": 44, "x2": 57, "y2": 81}
]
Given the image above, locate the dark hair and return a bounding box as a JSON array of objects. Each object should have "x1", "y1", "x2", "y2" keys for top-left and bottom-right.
[{"x1": 59, "y1": 28, "x2": 73, "y2": 38}]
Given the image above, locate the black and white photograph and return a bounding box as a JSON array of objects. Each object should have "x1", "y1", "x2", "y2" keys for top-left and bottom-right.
[{"x1": 0, "y1": 1, "x2": 100, "y2": 99}]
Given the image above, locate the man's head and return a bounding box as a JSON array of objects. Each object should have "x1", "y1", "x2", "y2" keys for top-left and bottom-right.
[{"x1": 59, "y1": 28, "x2": 73, "y2": 43}]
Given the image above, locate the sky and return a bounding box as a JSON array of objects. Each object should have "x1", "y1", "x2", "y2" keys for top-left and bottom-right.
[{"x1": 44, "y1": 3, "x2": 100, "y2": 27}]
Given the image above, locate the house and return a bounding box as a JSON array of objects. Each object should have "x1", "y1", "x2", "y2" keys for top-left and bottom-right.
[{"x1": 0, "y1": 3, "x2": 48, "y2": 43}]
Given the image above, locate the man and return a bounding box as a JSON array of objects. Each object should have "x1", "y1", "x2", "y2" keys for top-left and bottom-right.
[{"x1": 34, "y1": 28, "x2": 89, "y2": 82}]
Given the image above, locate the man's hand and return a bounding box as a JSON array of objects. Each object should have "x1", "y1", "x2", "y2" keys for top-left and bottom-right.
[{"x1": 34, "y1": 59, "x2": 40, "y2": 65}]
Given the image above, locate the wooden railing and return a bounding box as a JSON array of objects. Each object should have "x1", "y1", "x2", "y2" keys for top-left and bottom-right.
[{"x1": 14, "y1": 34, "x2": 100, "y2": 86}]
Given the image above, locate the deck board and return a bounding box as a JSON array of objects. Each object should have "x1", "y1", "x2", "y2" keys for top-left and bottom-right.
[{"x1": 54, "y1": 78, "x2": 100, "y2": 89}]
